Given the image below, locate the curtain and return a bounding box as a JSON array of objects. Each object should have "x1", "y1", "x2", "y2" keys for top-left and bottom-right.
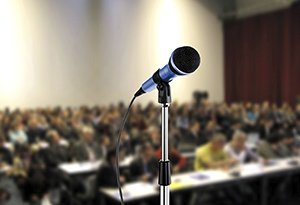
[{"x1": 224, "y1": 3, "x2": 300, "y2": 104}]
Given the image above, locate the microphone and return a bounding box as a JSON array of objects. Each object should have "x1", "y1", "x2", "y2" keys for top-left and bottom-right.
[{"x1": 134, "y1": 46, "x2": 201, "y2": 97}]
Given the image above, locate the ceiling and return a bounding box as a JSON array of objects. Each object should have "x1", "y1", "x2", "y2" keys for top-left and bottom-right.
[{"x1": 199, "y1": 0, "x2": 300, "y2": 19}]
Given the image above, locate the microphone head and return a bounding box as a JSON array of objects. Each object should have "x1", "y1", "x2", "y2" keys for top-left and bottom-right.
[{"x1": 170, "y1": 46, "x2": 201, "y2": 75}]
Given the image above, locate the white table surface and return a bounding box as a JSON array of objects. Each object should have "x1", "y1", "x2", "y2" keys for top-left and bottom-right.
[
  {"x1": 59, "y1": 155, "x2": 135, "y2": 175},
  {"x1": 59, "y1": 160, "x2": 103, "y2": 175},
  {"x1": 100, "y1": 158, "x2": 300, "y2": 202}
]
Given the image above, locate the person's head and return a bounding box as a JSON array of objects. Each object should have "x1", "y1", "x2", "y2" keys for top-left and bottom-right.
[
  {"x1": 263, "y1": 117, "x2": 274, "y2": 128},
  {"x1": 140, "y1": 142, "x2": 155, "y2": 160},
  {"x1": 190, "y1": 121, "x2": 200, "y2": 133},
  {"x1": 11, "y1": 119, "x2": 23, "y2": 131},
  {"x1": 100, "y1": 134, "x2": 111, "y2": 147},
  {"x1": 266, "y1": 132, "x2": 282, "y2": 150},
  {"x1": 106, "y1": 148, "x2": 116, "y2": 164},
  {"x1": 245, "y1": 102, "x2": 253, "y2": 111},
  {"x1": 28, "y1": 117, "x2": 39, "y2": 129},
  {"x1": 46, "y1": 130, "x2": 61, "y2": 145},
  {"x1": 206, "y1": 120, "x2": 217, "y2": 131},
  {"x1": 210, "y1": 133, "x2": 226, "y2": 151},
  {"x1": 106, "y1": 147, "x2": 125, "y2": 165},
  {"x1": 121, "y1": 130, "x2": 129, "y2": 140},
  {"x1": 81, "y1": 126, "x2": 94, "y2": 143},
  {"x1": 231, "y1": 130, "x2": 246, "y2": 151},
  {"x1": 231, "y1": 119, "x2": 242, "y2": 130},
  {"x1": 147, "y1": 126, "x2": 160, "y2": 143},
  {"x1": 296, "y1": 103, "x2": 300, "y2": 112},
  {"x1": 262, "y1": 101, "x2": 270, "y2": 111}
]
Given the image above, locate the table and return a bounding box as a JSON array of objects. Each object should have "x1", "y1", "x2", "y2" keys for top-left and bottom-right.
[
  {"x1": 59, "y1": 160, "x2": 103, "y2": 175},
  {"x1": 100, "y1": 158, "x2": 300, "y2": 205},
  {"x1": 59, "y1": 155, "x2": 136, "y2": 175}
]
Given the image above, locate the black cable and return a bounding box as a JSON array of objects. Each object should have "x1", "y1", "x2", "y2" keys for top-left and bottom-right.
[{"x1": 115, "y1": 96, "x2": 136, "y2": 205}]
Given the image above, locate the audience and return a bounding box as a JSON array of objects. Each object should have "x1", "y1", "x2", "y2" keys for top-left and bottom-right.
[{"x1": 0, "y1": 99, "x2": 300, "y2": 204}]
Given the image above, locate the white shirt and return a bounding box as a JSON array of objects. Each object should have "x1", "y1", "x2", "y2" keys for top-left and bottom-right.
[{"x1": 224, "y1": 143, "x2": 259, "y2": 163}]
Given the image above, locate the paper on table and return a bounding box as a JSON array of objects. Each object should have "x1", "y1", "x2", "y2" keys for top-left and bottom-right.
[
  {"x1": 170, "y1": 173, "x2": 209, "y2": 190},
  {"x1": 117, "y1": 182, "x2": 157, "y2": 199},
  {"x1": 190, "y1": 173, "x2": 209, "y2": 180},
  {"x1": 114, "y1": 191, "x2": 131, "y2": 199},
  {"x1": 240, "y1": 163, "x2": 263, "y2": 176}
]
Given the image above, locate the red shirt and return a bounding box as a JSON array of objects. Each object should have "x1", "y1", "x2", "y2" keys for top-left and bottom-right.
[{"x1": 155, "y1": 148, "x2": 187, "y2": 170}]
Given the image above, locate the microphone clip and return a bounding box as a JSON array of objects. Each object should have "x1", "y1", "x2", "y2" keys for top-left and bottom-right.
[{"x1": 157, "y1": 81, "x2": 171, "y2": 104}]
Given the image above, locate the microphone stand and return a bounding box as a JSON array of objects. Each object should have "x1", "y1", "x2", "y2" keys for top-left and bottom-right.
[{"x1": 157, "y1": 81, "x2": 171, "y2": 205}]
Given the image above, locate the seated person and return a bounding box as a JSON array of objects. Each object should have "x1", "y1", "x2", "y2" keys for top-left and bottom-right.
[
  {"x1": 0, "y1": 137, "x2": 12, "y2": 165},
  {"x1": 8, "y1": 120, "x2": 28, "y2": 145},
  {"x1": 194, "y1": 133, "x2": 237, "y2": 171},
  {"x1": 280, "y1": 131, "x2": 300, "y2": 157},
  {"x1": 258, "y1": 116, "x2": 275, "y2": 140},
  {"x1": 8, "y1": 144, "x2": 31, "y2": 178},
  {"x1": 185, "y1": 121, "x2": 202, "y2": 144},
  {"x1": 41, "y1": 130, "x2": 70, "y2": 168},
  {"x1": 155, "y1": 141, "x2": 187, "y2": 173},
  {"x1": 147, "y1": 126, "x2": 161, "y2": 150},
  {"x1": 129, "y1": 142, "x2": 158, "y2": 182},
  {"x1": 26, "y1": 117, "x2": 45, "y2": 144},
  {"x1": 177, "y1": 120, "x2": 201, "y2": 152},
  {"x1": 71, "y1": 126, "x2": 102, "y2": 162},
  {"x1": 96, "y1": 147, "x2": 126, "y2": 188},
  {"x1": 225, "y1": 119, "x2": 243, "y2": 141},
  {"x1": 257, "y1": 132, "x2": 284, "y2": 159},
  {"x1": 224, "y1": 130, "x2": 259, "y2": 164},
  {"x1": 293, "y1": 115, "x2": 300, "y2": 136}
]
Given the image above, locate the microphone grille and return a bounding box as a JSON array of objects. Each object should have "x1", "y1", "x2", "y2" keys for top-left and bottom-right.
[{"x1": 172, "y1": 46, "x2": 201, "y2": 74}]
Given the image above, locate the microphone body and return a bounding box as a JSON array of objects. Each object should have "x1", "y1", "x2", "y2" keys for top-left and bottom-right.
[{"x1": 135, "y1": 46, "x2": 201, "y2": 97}]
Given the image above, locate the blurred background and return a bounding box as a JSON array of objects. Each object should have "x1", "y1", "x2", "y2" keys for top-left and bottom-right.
[{"x1": 1, "y1": 0, "x2": 300, "y2": 205}]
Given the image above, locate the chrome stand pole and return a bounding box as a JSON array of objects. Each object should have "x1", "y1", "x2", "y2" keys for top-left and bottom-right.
[
  {"x1": 157, "y1": 81, "x2": 171, "y2": 205},
  {"x1": 160, "y1": 104, "x2": 170, "y2": 205}
]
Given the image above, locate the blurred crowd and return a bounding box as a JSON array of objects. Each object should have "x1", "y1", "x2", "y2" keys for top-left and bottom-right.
[{"x1": 1, "y1": 95, "x2": 300, "y2": 205}]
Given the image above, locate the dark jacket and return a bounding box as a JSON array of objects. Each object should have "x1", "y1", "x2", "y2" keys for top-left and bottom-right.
[
  {"x1": 96, "y1": 161, "x2": 118, "y2": 188},
  {"x1": 129, "y1": 156, "x2": 158, "y2": 181},
  {"x1": 71, "y1": 141, "x2": 103, "y2": 162},
  {"x1": 42, "y1": 145, "x2": 71, "y2": 168},
  {"x1": 0, "y1": 147, "x2": 12, "y2": 165}
]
